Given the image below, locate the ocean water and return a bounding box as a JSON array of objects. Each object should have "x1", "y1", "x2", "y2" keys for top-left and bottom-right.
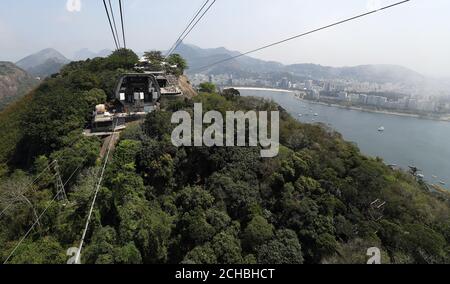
[{"x1": 240, "y1": 89, "x2": 450, "y2": 189}]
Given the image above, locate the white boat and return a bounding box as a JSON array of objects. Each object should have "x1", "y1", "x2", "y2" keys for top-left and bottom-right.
[
  {"x1": 439, "y1": 181, "x2": 446, "y2": 186},
  {"x1": 314, "y1": 113, "x2": 319, "y2": 117},
  {"x1": 378, "y1": 126, "x2": 385, "y2": 132},
  {"x1": 298, "y1": 114, "x2": 303, "y2": 117}
]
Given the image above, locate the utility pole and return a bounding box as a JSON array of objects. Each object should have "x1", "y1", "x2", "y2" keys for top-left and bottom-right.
[{"x1": 54, "y1": 161, "x2": 68, "y2": 203}]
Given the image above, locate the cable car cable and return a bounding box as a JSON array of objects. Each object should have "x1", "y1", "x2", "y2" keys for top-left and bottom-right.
[
  {"x1": 165, "y1": 0, "x2": 211, "y2": 58},
  {"x1": 103, "y1": 0, "x2": 120, "y2": 50},
  {"x1": 191, "y1": 0, "x2": 410, "y2": 72}
]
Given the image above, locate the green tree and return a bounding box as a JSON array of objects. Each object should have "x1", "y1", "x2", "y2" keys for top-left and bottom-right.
[
  {"x1": 221, "y1": 88, "x2": 240, "y2": 100},
  {"x1": 177, "y1": 208, "x2": 215, "y2": 246},
  {"x1": 83, "y1": 226, "x2": 119, "y2": 264},
  {"x1": 143, "y1": 50, "x2": 164, "y2": 71},
  {"x1": 166, "y1": 53, "x2": 188, "y2": 76},
  {"x1": 144, "y1": 50, "x2": 164, "y2": 63},
  {"x1": 400, "y1": 224, "x2": 447, "y2": 264},
  {"x1": 182, "y1": 244, "x2": 217, "y2": 264},
  {"x1": 257, "y1": 229, "x2": 304, "y2": 264},
  {"x1": 116, "y1": 196, "x2": 172, "y2": 263},
  {"x1": 84, "y1": 88, "x2": 107, "y2": 108},
  {"x1": 176, "y1": 186, "x2": 215, "y2": 212},
  {"x1": 241, "y1": 216, "x2": 274, "y2": 251},
  {"x1": 106, "y1": 49, "x2": 139, "y2": 70},
  {"x1": 5, "y1": 237, "x2": 66, "y2": 264},
  {"x1": 199, "y1": 82, "x2": 217, "y2": 94},
  {"x1": 114, "y1": 242, "x2": 143, "y2": 264},
  {"x1": 211, "y1": 231, "x2": 244, "y2": 264},
  {"x1": 143, "y1": 111, "x2": 174, "y2": 140}
]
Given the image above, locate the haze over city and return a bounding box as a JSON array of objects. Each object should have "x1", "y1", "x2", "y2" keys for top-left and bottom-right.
[{"x1": 0, "y1": 0, "x2": 449, "y2": 77}]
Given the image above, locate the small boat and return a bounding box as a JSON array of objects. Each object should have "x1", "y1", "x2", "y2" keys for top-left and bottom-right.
[
  {"x1": 439, "y1": 181, "x2": 446, "y2": 186},
  {"x1": 432, "y1": 175, "x2": 438, "y2": 179},
  {"x1": 417, "y1": 174, "x2": 425, "y2": 179},
  {"x1": 378, "y1": 126, "x2": 385, "y2": 132},
  {"x1": 314, "y1": 113, "x2": 319, "y2": 117},
  {"x1": 298, "y1": 114, "x2": 303, "y2": 117}
]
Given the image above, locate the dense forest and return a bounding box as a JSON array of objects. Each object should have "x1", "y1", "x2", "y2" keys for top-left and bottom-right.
[
  {"x1": 0, "y1": 50, "x2": 449, "y2": 264},
  {"x1": 0, "y1": 62, "x2": 38, "y2": 111}
]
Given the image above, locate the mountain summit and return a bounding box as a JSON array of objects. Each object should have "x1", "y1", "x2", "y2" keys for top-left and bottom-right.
[
  {"x1": 16, "y1": 48, "x2": 70, "y2": 78},
  {"x1": 178, "y1": 43, "x2": 422, "y2": 82},
  {"x1": 174, "y1": 43, "x2": 448, "y2": 94}
]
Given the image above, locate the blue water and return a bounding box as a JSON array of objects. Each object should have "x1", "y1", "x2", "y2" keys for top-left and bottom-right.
[{"x1": 240, "y1": 89, "x2": 450, "y2": 189}]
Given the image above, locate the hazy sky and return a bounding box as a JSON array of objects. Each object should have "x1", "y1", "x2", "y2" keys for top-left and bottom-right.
[{"x1": 0, "y1": 0, "x2": 449, "y2": 77}]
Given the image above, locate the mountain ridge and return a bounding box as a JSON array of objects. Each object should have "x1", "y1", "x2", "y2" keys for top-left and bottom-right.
[
  {"x1": 171, "y1": 43, "x2": 449, "y2": 95},
  {"x1": 0, "y1": 61, "x2": 38, "y2": 110},
  {"x1": 16, "y1": 48, "x2": 70, "y2": 78},
  {"x1": 11, "y1": 45, "x2": 444, "y2": 93},
  {"x1": 173, "y1": 43, "x2": 426, "y2": 84}
]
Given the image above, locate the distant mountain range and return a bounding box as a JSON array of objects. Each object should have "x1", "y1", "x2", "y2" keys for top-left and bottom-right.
[
  {"x1": 2, "y1": 47, "x2": 113, "y2": 110},
  {"x1": 14, "y1": 48, "x2": 115, "y2": 78},
  {"x1": 286, "y1": 64, "x2": 427, "y2": 85},
  {"x1": 176, "y1": 44, "x2": 423, "y2": 82},
  {"x1": 0, "y1": 62, "x2": 38, "y2": 110},
  {"x1": 9, "y1": 44, "x2": 449, "y2": 96},
  {"x1": 172, "y1": 43, "x2": 449, "y2": 95},
  {"x1": 176, "y1": 43, "x2": 284, "y2": 76}
]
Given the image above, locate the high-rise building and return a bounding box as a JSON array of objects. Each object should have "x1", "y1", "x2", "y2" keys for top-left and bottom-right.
[
  {"x1": 367, "y1": 95, "x2": 386, "y2": 106},
  {"x1": 337, "y1": 91, "x2": 348, "y2": 101},
  {"x1": 280, "y1": 78, "x2": 290, "y2": 89},
  {"x1": 227, "y1": 74, "x2": 233, "y2": 86},
  {"x1": 348, "y1": 93, "x2": 360, "y2": 102},
  {"x1": 324, "y1": 82, "x2": 334, "y2": 92},
  {"x1": 359, "y1": 94, "x2": 368, "y2": 104},
  {"x1": 408, "y1": 98, "x2": 418, "y2": 110}
]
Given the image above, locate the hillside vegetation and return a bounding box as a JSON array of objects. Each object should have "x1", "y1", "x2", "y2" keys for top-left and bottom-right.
[
  {"x1": 0, "y1": 62, "x2": 38, "y2": 111},
  {"x1": 0, "y1": 50, "x2": 448, "y2": 264}
]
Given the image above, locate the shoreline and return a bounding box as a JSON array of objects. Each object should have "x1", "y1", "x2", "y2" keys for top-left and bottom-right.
[
  {"x1": 299, "y1": 99, "x2": 450, "y2": 122},
  {"x1": 235, "y1": 86, "x2": 450, "y2": 191},
  {"x1": 228, "y1": 86, "x2": 450, "y2": 122},
  {"x1": 226, "y1": 86, "x2": 295, "y2": 93}
]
